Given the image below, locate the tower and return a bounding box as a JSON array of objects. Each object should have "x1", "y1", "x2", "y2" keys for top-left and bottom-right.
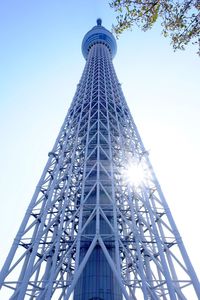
[{"x1": 0, "y1": 18, "x2": 199, "y2": 299}]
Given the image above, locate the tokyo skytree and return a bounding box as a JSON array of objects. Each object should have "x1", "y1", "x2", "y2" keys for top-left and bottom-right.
[{"x1": 0, "y1": 19, "x2": 199, "y2": 300}]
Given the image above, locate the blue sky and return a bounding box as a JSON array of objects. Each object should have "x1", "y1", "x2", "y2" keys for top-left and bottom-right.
[{"x1": 0, "y1": 0, "x2": 200, "y2": 283}]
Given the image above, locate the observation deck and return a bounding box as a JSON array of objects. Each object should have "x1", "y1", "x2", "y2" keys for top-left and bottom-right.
[{"x1": 82, "y1": 18, "x2": 117, "y2": 60}]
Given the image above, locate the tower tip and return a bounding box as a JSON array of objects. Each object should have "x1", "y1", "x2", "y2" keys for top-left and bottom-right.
[{"x1": 96, "y1": 18, "x2": 102, "y2": 26}]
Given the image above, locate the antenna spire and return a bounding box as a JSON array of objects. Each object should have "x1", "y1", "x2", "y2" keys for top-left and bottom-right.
[{"x1": 96, "y1": 18, "x2": 102, "y2": 26}]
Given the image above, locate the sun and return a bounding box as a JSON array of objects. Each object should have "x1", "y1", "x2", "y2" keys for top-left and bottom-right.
[{"x1": 124, "y1": 162, "x2": 144, "y2": 187}]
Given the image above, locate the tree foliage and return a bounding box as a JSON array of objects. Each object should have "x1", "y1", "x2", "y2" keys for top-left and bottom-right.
[{"x1": 110, "y1": 0, "x2": 200, "y2": 54}]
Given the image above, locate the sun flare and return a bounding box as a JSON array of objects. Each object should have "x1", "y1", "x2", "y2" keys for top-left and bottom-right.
[{"x1": 124, "y1": 163, "x2": 144, "y2": 187}]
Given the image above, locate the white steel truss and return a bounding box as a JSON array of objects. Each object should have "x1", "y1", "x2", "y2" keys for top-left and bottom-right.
[{"x1": 0, "y1": 21, "x2": 200, "y2": 300}]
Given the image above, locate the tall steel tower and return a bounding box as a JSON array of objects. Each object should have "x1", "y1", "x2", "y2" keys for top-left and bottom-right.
[{"x1": 0, "y1": 19, "x2": 199, "y2": 300}]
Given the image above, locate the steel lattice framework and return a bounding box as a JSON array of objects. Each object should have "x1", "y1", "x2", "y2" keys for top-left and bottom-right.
[{"x1": 0, "y1": 19, "x2": 200, "y2": 300}]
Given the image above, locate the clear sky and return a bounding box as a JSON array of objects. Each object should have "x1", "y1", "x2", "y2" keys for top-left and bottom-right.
[{"x1": 0, "y1": 0, "x2": 200, "y2": 286}]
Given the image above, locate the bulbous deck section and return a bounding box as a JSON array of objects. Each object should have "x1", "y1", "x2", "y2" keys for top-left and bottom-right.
[{"x1": 82, "y1": 18, "x2": 117, "y2": 60}]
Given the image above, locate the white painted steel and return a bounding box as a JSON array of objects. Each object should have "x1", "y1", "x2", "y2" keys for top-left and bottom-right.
[{"x1": 0, "y1": 20, "x2": 199, "y2": 299}]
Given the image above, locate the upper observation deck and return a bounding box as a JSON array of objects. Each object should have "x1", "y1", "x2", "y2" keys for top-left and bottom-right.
[{"x1": 82, "y1": 18, "x2": 117, "y2": 60}]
